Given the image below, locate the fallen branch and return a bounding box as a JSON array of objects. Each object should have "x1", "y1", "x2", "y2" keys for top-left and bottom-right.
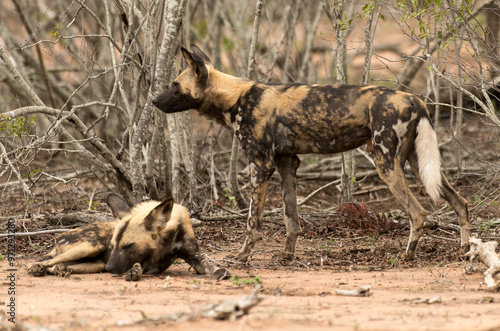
[
  {"x1": 117, "y1": 284, "x2": 264, "y2": 326},
  {"x1": 46, "y1": 212, "x2": 114, "y2": 225},
  {"x1": 465, "y1": 237, "x2": 500, "y2": 292},
  {"x1": 298, "y1": 179, "x2": 341, "y2": 206},
  {"x1": 336, "y1": 285, "x2": 372, "y2": 297},
  {"x1": 0, "y1": 228, "x2": 71, "y2": 238},
  {"x1": 401, "y1": 296, "x2": 442, "y2": 304},
  {"x1": 0, "y1": 213, "x2": 202, "y2": 238}
]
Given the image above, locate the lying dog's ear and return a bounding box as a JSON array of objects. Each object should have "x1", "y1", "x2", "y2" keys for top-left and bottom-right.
[
  {"x1": 107, "y1": 194, "x2": 131, "y2": 219},
  {"x1": 144, "y1": 197, "x2": 174, "y2": 233}
]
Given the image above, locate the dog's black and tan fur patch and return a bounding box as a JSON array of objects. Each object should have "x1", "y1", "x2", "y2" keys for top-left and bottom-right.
[
  {"x1": 153, "y1": 45, "x2": 470, "y2": 262},
  {"x1": 28, "y1": 194, "x2": 228, "y2": 280}
]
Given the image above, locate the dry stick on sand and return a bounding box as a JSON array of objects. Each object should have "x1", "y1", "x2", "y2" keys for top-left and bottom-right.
[
  {"x1": 117, "y1": 284, "x2": 264, "y2": 326},
  {"x1": 336, "y1": 285, "x2": 372, "y2": 297},
  {"x1": 465, "y1": 237, "x2": 500, "y2": 292}
]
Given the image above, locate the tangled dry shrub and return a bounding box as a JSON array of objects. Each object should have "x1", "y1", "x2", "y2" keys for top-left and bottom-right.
[{"x1": 301, "y1": 202, "x2": 407, "y2": 238}]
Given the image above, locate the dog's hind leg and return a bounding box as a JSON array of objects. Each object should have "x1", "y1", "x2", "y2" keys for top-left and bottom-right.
[
  {"x1": 440, "y1": 174, "x2": 470, "y2": 254},
  {"x1": 40, "y1": 242, "x2": 105, "y2": 268},
  {"x1": 29, "y1": 245, "x2": 103, "y2": 277},
  {"x1": 48, "y1": 260, "x2": 107, "y2": 276},
  {"x1": 274, "y1": 154, "x2": 301, "y2": 261},
  {"x1": 408, "y1": 152, "x2": 470, "y2": 255},
  {"x1": 28, "y1": 248, "x2": 58, "y2": 275},
  {"x1": 36, "y1": 248, "x2": 57, "y2": 262},
  {"x1": 234, "y1": 159, "x2": 276, "y2": 262},
  {"x1": 375, "y1": 155, "x2": 427, "y2": 261}
]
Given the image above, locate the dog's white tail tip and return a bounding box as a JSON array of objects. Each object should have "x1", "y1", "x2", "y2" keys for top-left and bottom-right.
[{"x1": 415, "y1": 118, "x2": 442, "y2": 203}]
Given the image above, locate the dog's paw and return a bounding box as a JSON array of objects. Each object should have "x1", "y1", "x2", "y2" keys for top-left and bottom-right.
[
  {"x1": 211, "y1": 268, "x2": 231, "y2": 280},
  {"x1": 124, "y1": 263, "x2": 142, "y2": 281},
  {"x1": 28, "y1": 263, "x2": 46, "y2": 277},
  {"x1": 226, "y1": 252, "x2": 250, "y2": 263},
  {"x1": 272, "y1": 251, "x2": 294, "y2": 262},
  {"x1": 399, "y1": 251, "x2": 415, "y2": 262},
  {"x1": 52, "y1": 264, "x2": 71, "y2": 277}
]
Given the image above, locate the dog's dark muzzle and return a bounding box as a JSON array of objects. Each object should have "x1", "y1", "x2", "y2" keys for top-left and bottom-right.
[
  {"x1": 105, "y1": 263, "x2": 118, "y2": 273},
  {"x1": 152, "y1": 90, "x2": 201, "y2": 114},
  {"x1": 152, "y1": 96, "x2": 161, "y2": 108}
]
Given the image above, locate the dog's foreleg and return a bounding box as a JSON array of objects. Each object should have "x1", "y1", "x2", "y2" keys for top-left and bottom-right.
[
  {"x1": 275, "y1": 154, "x2": 301, "y2": 261},
  {"x1": 180, "y1": 238, "x2": 210, "y2": 274},
  {"x1": 184, "y1": 253, "x2": 231, "y2": 280},
  {"x1": 235, "y1": 160, "x2": 275, "y2": 262}
]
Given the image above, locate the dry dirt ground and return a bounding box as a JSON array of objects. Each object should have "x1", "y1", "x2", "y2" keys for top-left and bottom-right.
[
  {"x1": 2, "y1": 211, "x2": 500, "y2": 331},
  {"x1": 3, "y1": 258, "x2": 500, "y2": 331}
]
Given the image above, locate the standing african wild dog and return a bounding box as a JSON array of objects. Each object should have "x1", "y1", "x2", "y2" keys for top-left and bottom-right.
[
  {"x1": 152, "y1": 45, "x2": 470, "y2": 262},
  {"x1": 28, "y1": 194, "x2": 227, "y2": 280}
]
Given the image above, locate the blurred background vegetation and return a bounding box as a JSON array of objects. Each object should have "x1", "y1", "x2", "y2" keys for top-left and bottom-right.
[{"x1": 0, "y1": 0, "x2": 499, "y2": 229}]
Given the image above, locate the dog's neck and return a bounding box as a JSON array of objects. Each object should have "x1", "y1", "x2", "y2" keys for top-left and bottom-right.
[{"x1": 206, "y1": 70, "x2": 254, "y2": 113}]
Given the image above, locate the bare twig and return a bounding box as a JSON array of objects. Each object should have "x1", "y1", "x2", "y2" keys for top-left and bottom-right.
[
  {"x1": 298, "y1": 179, "x2": 341, "y2": 207},
  {"x1": 0, "y1": 229, "x2": 70, "y2": 238}
]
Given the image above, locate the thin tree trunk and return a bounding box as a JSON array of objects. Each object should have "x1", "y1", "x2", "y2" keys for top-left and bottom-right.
[
  {"x1": 130, "y1": 0, "x2": 187, "y2": 203},
  {"x1": 485, "y1": 6, "x2": 500, "y2": 76},
  {"x1": 432, "y1": 14, "x2": 441, "y2": 128},
  {"x1": 283, "y1": 0, "x2": 300, "y2": 82},
  {"x1": 299, "y1": 0, "x2": 323, "y2": 83},
  {"x1": 453, "y1": 9, "x2": 464, "y2": 172},
  {"x1": 246, "y1": 0, "x2": 264, "y2": 81},
  {"x1": 167, "y1": 112, "x2": 182, "y2": 202},
  {"x1": 228, "y1": 0, "x2": 264, "y2": 210},
  {"x1": 208, "y1": 122, "x2": 220, "y2": 202},
  {"x1": 361, "y1": 1, "x2": 380, "y2": 85},
  {"x1": 180, "y1": 111, "x2": 198, "y2": 206},
  {"x1": 332, "y1": 0, "x2": 355, "y2": 204}
]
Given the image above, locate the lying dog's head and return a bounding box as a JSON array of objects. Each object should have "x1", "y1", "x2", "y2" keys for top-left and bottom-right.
[
  {"x1": 105, "y1": 194, "x2": 175, "y2": 274},
  {"x1": 152, "y1": 45, "x2": 212, "y2": 114}
]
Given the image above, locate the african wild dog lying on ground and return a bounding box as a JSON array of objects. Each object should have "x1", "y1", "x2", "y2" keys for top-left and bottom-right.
[
  {"x1": 28, "y1": 194, "x2": 228, "y2": 281},
  {"x1": 152, "y1": 45, "x2": 470, "y2": 262}
]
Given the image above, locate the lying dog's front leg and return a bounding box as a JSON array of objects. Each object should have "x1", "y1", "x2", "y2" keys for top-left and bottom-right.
[
  {"x1": 180, "y1": 237, "x2": 231, "y2": 279},
  {"x1": 234, "y1": 160, "x2": 275, "y2": 262},
  {"x1": 184, "y1": 253, "x2": 231, "y2": 280}
]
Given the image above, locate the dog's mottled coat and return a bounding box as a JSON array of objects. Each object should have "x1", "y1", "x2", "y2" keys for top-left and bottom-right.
[
  {"x1": 153, "y1": 45, "x2": 470, "y2": 261},
  {"x1": 28, "y1": 194, "x2": 227, "y2": 280}
]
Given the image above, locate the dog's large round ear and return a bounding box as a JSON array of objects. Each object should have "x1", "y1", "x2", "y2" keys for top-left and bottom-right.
[
  {"x1": 190, "y1": 44, "x2": 213, "y2": 67},
  {"x1": 181, "y1": 47, "x2": 209, "y2": 84},
  {"x1": 144, "y1": 197, "x2": 174, "y2": 233},
  {"x1": 107, "y1": 194, "x2": 131, "y2": 219}
]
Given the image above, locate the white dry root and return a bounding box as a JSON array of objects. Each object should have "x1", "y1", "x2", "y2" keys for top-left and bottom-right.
[
  {"x1": 336, "y1": 285, "x2": 373, "y2": 297},
  {"x1": 465, "y1": 237, "x2": 500, "y2": 292},
  {"x1": 117, "y1": 284, "x2": 264, "y2": 326}
]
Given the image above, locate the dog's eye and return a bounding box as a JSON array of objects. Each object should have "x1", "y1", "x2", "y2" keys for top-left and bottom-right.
[
  {"x1": 172, "y1": 81, "x2": 179, "y2": 90},
  {"x1": 122, "y1": 243, "x2": 134, "y2": 250}
]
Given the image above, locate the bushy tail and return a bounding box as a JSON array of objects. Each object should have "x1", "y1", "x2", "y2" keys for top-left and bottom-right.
[{"x1": 415, "y1": 117, "x2": 442, "y2": 203}]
